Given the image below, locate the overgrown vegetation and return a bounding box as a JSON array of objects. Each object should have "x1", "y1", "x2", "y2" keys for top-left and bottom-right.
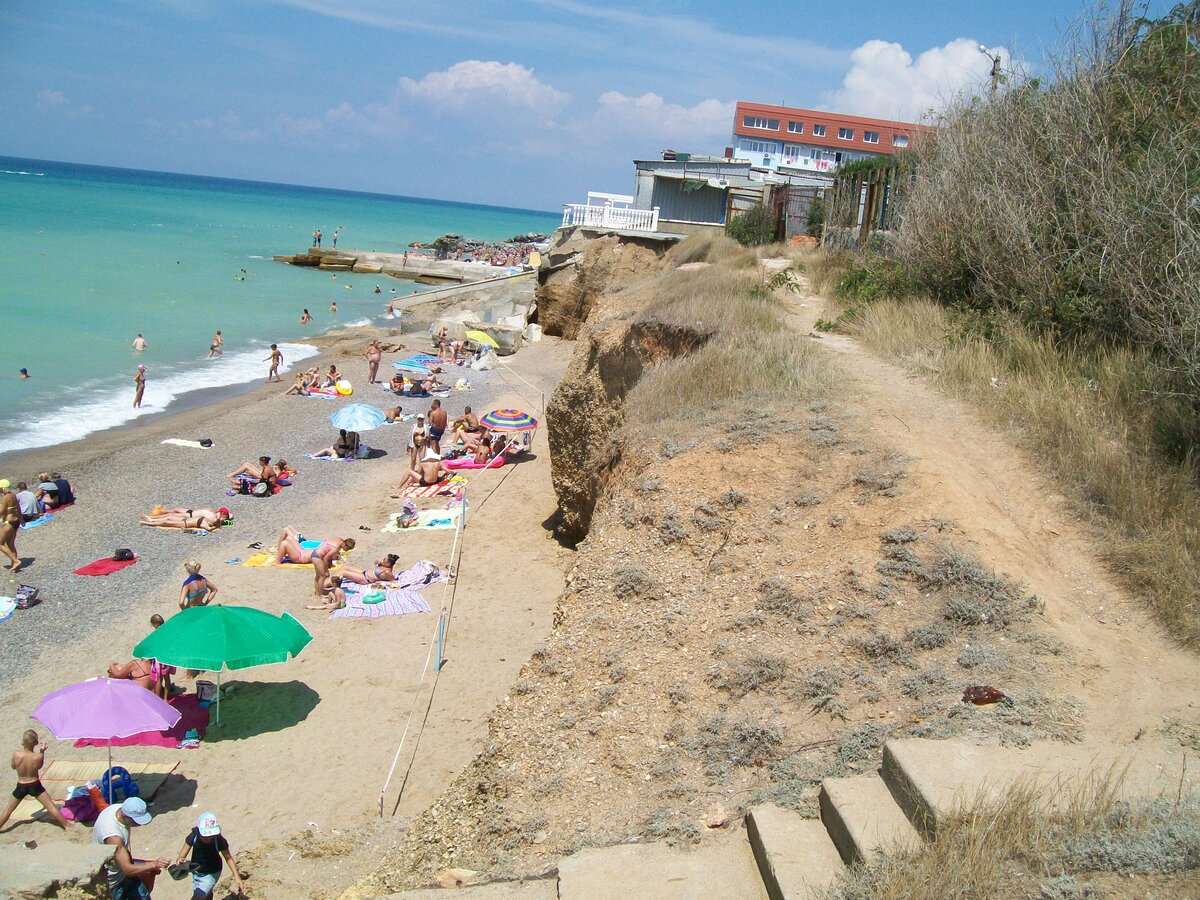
[
  {"x1": 826, "y1": 783, "x2": 1200, "y2": 899},
  {"x1": 812, "y1": 3, "x2": 1200, "y2": 647},
  {"x1": 726, "y1": 204, "x2": 777, "y2": 246}
]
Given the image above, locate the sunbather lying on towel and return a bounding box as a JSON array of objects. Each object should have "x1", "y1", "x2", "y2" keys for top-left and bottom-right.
[
  {"x1": 393, "y1": 450, "x2": 453, "y2": 495},
  {"x1": 275, "y1": 526, "x2": 355, "y2": 596},
  {"x1": 139, "y1": 507, "x2": 231, "y2": 530},
  {"x1": 338, "y1": 553, "x2": 400, "y2": 585},
  {"x1": 311, "y1": 429, "x2": 361, "y2": 460},
  {"x1": 306, "y1": 575, "x2": 347, "y2": 611}
]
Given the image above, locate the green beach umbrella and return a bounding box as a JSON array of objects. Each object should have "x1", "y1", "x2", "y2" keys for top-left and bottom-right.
[{"x1": 132, "y1": 605, "x2": 312, "y2": 725}]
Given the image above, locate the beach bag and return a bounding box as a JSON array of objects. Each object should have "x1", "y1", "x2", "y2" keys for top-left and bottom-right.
[
  {"x1": 112, "y1": 549, "x2": 134, "y2": 562},
  {"x1": 14, "y1": 585, "x2": 40, "y2": 609},
  {"x1": 195, "y1": 680, "x2": 218, "y2": 703},
  {"x1": 251, "y1": 482, "x2": 271, "y2": 497}
]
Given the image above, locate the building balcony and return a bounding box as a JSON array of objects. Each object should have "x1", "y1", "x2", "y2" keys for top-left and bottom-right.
[{"x1": 562, "y1": 194, "x2": 660, "y2": 233}]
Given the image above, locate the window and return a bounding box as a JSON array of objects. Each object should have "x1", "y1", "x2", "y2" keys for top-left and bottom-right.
[
  {"x1": 743, "y1": 116, "x2": 779, "y2": 130},
  {"x1": 838, "y1": 127, "x2": 854, "y2": 140},
  {"x1": 742, "y1": 139, "x2": 775, "y2": 154},
  {"x1": 892, "y1": 134, "x2": 910, "y2": 148},
  {"x1": 812, "y1": 124, "x2": 826, "y2": 137},
  {"x1": 783, "y1": 143, "x2": 805, "y2": 158},
  {"x1": 787, "y1": 121, "x2": 803, "y2": 134},
  {"x1": 863, "y1": 130, "x2": 880, "y2": 144}
]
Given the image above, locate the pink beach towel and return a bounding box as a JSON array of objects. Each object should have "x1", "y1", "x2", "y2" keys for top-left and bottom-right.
[
  {"x1": 74, "y1": 694, "x2": 209, "y2": 748},
  {"x1": 73, "y1": 556, "x2": 137, "y2": 576},
  {"x1": 444, "y1": 455, "x2": 507, "y2": 470}
]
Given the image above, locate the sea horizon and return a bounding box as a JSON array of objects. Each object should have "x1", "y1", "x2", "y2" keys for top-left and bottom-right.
[{"x1": 0, "y1": 155, "x2": 559, "y2": 457}]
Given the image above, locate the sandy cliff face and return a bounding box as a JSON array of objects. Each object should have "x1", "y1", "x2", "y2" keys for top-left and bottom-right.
[
  {"x1": 534, "y1": 233, "x2": 663, "y2": 339},
  {"x1": 544, "y1": 258, "x2": 713, "y2": 542}
]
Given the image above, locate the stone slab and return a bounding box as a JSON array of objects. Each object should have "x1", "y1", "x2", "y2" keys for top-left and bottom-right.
[
  {"x1": 382, "y1": 878, "x2": 558, "y2": 899},
  {"x1": 558, "y1": 831, "x2": 768, "y2": 900},
  {"x1": 818, "y1": 773, "x2": 922, "y2": 864},
  {"x1": 745, "y1": 804, "x2": 843, "y2": 900},
  {"x1": 882, "y1": 738, "x2": 1196, "y2": 838},
  {"x1": 0, "y1": 841, "x2": 111, "y2": 899}
]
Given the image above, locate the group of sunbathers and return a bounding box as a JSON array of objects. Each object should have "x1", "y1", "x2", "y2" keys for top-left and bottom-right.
[
  {"x1": 226, "y1": 456, "x2": 295, "y2": 492},
  {"x1": 274, "y1": 525, "x2": 355, "y2": 596},
  {"x1": 283, "y1": 364, "x2": 343, "y2": 396},
  {"x1": 0, "y1": 472, "x2": 76, "y2": 571},
  {"x1": 389, "y1": 371, "x2": 445, "y2": 397}
]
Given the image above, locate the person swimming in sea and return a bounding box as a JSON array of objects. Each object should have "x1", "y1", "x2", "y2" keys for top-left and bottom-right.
[
  {"x1": 329, "y1": 301, "x2": 338, "y2": 314},
  {"x1": 18, "y1": 368, "x2": 29, "y2": 379},
  {"x1": 300, "y1": 309, "x2": 313, "y2": 324},
  {"x1": 132, "y1": 334, "x2": 147, "y2": 351}
]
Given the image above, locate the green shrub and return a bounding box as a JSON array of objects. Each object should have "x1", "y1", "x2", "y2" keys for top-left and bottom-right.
[{"x1": 727, "y1": 204, "x2": 778, "y2": 246}]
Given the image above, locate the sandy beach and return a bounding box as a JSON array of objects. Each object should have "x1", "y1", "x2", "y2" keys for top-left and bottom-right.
[{"x1": 0, "y1": 325, "x2": 574, "y2": 898}]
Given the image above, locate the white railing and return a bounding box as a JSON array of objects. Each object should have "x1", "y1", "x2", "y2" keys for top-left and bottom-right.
[{"x1": 561, "y1": 202, "x2": 660, "y2": 233}]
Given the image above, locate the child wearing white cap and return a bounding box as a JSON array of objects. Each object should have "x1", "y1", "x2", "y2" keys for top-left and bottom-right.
[{"x1": 172, "y1": 811, "x2": 244, "y2": 898}]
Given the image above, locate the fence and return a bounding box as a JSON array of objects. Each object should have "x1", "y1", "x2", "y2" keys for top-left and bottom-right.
[
  {"x1": 823, "y1": 162, "x2": 911, "y2": 248},
  {"x1": 561, "y1": 203, "x2": 660, "y2": 233}
]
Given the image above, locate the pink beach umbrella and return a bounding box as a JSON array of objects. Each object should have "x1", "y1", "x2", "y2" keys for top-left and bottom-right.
[{"x1": 32, "y1": 677, "x2": 181, "y2": 801}]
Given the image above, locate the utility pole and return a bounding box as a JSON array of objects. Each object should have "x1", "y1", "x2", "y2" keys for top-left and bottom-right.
[{"x1": 978, "y1": 44, "x2": 1002, "y2": 98}]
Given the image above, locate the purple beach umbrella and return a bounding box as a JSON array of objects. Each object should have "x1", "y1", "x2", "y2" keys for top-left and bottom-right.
[{"x1": 32, "y1": 677, "x2": 181, "y2": 801}]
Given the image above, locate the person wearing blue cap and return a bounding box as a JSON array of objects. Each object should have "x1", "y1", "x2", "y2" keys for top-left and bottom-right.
[
  {"x1": 171, "y1": 811, "x2": 244, "y2": 898},
  {"x1": 92, "y1": 796, "x2": 170, "y2": 899}
]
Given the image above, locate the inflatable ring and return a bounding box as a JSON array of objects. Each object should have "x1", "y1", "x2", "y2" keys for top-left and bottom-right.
[
  {"x1": 362, "y1": 592, "x2": 385, "y2": 605},
  {"x1": 335, "y1": 380, "x2": 352, "y2": 396}
]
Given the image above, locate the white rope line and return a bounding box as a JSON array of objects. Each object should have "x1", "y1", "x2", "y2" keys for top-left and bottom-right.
[{"x1": 493, "y1": 362, "x2": 546, "y2": 412}]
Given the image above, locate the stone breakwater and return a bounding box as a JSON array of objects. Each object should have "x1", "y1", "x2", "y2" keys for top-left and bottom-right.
[{"x1": 274, "y1": 246, "x2": 527, "y2": 285}]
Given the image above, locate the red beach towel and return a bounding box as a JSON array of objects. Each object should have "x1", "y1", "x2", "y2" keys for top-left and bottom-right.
[
  {"x1": 75, "y1": 694, "x2": 209, "y2": 748},
  {"x1": 73, "y1": 556, "x2": 137, "y2": 576}
]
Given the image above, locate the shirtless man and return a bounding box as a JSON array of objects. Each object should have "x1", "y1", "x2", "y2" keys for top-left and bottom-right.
[
  {"x1": 265, "y1": 344, "x2": 283, "y2": 382},
  {"x1": 0, "y1": 730, "x2": 72, "y2": 831},
  {"x1": 274, "y1": 526, "x2": 355, "y2": 596},
  {"x1": 394, "y1": 449, "x2": 453, "y2": 495},
  {"x1": 132, "y1": 333, "x2": 147, "y2": 351},
  {"x1": 0, "y1": 482, "x2": 22, "y2": 572},
  {"x1": 427, "y1": 399, "x2": 448, "y2": 453},
  {"x1": 208, "y1": 330, "x2": 223, "y2": 359},
  {"x1": 365, "y1": 340, "x2": 382, "y2": 384},
  {"x1": 139, "y1": 507, "x2": 230, "y2": 530},
  {"x1": 453, "y1": 405, "x2": 480, "y2": 435}
]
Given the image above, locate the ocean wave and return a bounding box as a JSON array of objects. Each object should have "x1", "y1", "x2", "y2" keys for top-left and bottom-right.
[
  {"x1": 0, "y1": 341, "x2": 318, "y2": 454},
  {"x1": 1, "y1": 170, "x2": 45, "y2": 177}
]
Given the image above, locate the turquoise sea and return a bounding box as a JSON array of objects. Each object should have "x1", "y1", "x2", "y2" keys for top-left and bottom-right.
[{"x1": 0, "y1": 156, "x2": 558, "y2": 456}]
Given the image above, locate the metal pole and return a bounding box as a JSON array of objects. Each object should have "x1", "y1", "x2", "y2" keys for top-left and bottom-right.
[{"x1": 435, "y1": 609, "x2": 447, "y2": 672}]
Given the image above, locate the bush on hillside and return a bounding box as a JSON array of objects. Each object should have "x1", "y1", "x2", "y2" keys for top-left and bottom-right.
[
  {"x1": 894, "y1": 2, "x2": 1200, "y2": 417},
  {"x1": 726, "y1": 205, "x2": 777, "y2": 246}
]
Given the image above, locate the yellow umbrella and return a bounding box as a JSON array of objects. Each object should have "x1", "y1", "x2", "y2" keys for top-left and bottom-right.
[{"x1": 465, "y1": 329, "x2": 499, "y2": 349}]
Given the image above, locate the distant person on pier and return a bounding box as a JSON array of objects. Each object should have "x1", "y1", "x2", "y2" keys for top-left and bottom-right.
[
  {"x1": 132, "y1": 334, "x2": 147, "y2": 351},
  {"x1": 133, "y1": 365, "x2": 146, "y2": 408},
  {"x1": 208, "y1": 330, "x2": 223, "y2": 359},
  {"x1": 332, "y1": 230, "x2": 339, "y2": 248}
]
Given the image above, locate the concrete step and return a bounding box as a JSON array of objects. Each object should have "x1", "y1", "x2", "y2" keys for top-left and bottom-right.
[
  {"x1": 745, "y1": 803, "x2": 844, "y2": 900},
  {"x1": 382, "y1": 879, "x2": 557, "y2": 899},
  {"x1": 0, "y1": 840, "x2": 111, "y2": 899},
  {"x1": 818, "y1": 773, "x2": 922, "y2": 865},
  {"x1": 557, "y1": 828, "x2": 768, "y2": 900},
  {"x1": 881, "y1": 737, "x2": 1195, "y2": 839}
]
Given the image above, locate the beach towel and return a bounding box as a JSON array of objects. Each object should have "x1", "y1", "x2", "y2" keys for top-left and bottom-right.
[
  {"x1": 161, "y1": 438, "x2": 210, "y2": 449},
  {"x1": 240, "y1": 541, "x2": 349, "y2": 568},
  {"x1": 396, "y1": 476, "x2": 466, "y2": 499},
  {"x1": 0, "y1": 597, "x2": 16, "y2": 622},
  {"x1": 147, "y1": 524, "x2": 211, "y2": 535},
  {"x1": 300, "y1": 390, "x2": 340, "y2": 400},
  {"x1": 382, "y1": 508, "x2": 463, "y2": 533},
  {"x1": 74, "y1": 556, "x2": 137, "y2": 576},
  {"x1": 329, "y1": 584, "x2": 431, "y2": 620},
  {"x1": 75, "y1": 694, "x2": 209, "y2": 748},
  {"x1": 20, "y1": 502, "x2": 74, "y2": 529},
  {"x1": 393, "y1": 559, "x2": 450, "y2": 590},
  {"x1": 444, "y1": 454, "x2": 507, "y2": 470}
]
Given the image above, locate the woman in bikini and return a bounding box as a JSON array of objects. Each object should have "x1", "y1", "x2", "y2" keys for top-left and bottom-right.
[
  {"x1": 0, "y1": 484, "x2": 22, "y2": 572},
  {"x1": 180, "y1": 559, "x2": 218, "y2": 610},
  {"x1": 274, "y1": 526, "x2": 355, "y2": 596},
  {"x1": 139, "y1": 507, "x2": 231, "y2": 530},
  {"x1": 227, "y1": 456, "x2": 276, "y2": 490},
  {"x1": 107, "y1": 658, "x2": 156, "y2": 691},
  {"x1": 338, "y1": 553, "x2": 400, "y2": 585}
]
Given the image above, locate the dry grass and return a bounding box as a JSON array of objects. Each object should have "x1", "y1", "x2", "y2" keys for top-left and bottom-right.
[
  {"x1": 826, "y1": 780, "x2": 1200, "y2": 899},
  {"x1": 662, "y1": 232, "x2": 757, "y2": 269},
  {"x1": 845, "y1": 297, "x2": 1200, "y2": 647}
]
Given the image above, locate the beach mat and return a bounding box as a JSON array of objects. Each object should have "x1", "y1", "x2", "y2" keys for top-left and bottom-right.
[
  {"x1": 396, "y1": 477, "x2": 466, "y2": 499},
  {"x1": 161, "y1": 438, "x2": 210, "y2": 449},
  {"x1": 20, "y1": 502, "x2": 75, "y2": 530},
  {"x1": 444, "y1": 455, "x2": 507, "y2": 470},
  {"x1": 381, "y1": 508, "x2": 462, "y2": 533},
  {"x1": 74, "y1": 556, "x2": 137, "y2": 576},
  {"x1": 12, "y1": 759, "x2": 179, "y2": 822},
  {"x1": 330, "y1": 585, "x2": 431, "y2": 620},
  {"x1": 75, "y1": 694, "x2": 209, "y2": 749},
  {"x1": 241, "y1": 542, "x2": 350, "y2": 569}
]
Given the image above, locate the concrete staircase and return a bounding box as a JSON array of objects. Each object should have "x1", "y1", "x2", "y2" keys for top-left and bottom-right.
[{"x1": 380, "y1": 737, "x2": 1192, "y2": 899}]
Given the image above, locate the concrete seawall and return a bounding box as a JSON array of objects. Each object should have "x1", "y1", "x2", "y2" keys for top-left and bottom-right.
[{"x1": 273, "y1": 246, "x2": 528, "y2": 285}]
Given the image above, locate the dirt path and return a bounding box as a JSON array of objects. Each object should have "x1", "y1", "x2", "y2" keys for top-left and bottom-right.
[{"x1": 785, "y1": 281, "x2": 1200, "y2": 746}]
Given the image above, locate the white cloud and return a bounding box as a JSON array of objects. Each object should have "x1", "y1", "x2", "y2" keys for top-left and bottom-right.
[
  {"x1": 828, "y1": 38, "x2": 1010, "y2": 122},
  {"x1": 36, "y1": 88, "x2": 94, "y2": 120},
  {"x1": 398, "y1": 60, "x2": 567, "y2": 110},
  {"x1": 36, "y1": 89, "x2": 65, "y2": 108},
  {"x1": 589, "y1": 92, "x2": 733, "y2": 146}
]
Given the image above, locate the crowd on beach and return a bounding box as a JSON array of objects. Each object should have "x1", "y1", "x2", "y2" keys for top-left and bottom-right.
[{"x1": 1, "y1": 325, "x2": 531, "y2": 898}]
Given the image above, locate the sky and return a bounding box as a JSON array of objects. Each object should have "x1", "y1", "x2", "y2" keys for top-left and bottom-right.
[{"x1": 0, "y1": 1, "x2": 1173, "y2": 211}]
